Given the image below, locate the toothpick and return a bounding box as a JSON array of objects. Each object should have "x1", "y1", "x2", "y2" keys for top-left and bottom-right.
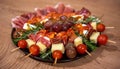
[
  {"x1": 24, "y1": 53, "x2": 32, "y2": 58},
  {"x1": 85, "y1": 50, "x2": 92, "y2": 56},
  {"x1": 11, "y1": 47, "x2": 20, "y2": 52},
  {"x1": 99, "y1": 14, "x2": 104, "y2": 19},
  {"x1": 53, "y1": 58, "x2": 57, "y2": 65},
  {"x1": 108, "y1": 40, "x2": 116, "y2": 44},
  {"x1": 106, "y1": 27, "x2": 115, "y2": 29}
]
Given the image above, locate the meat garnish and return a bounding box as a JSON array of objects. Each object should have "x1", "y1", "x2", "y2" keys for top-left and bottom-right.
[
  {"x1": 76, "y1": 7, "x2": 91, "y2": 18},
  {"x1": 46, "y1": 6, "x2": 56, "y2": 13},
  {"x1": 12, "y1": 18, "x2": 23, "y2": 28},
  {"x1": 63, "y1": 6, "x2": 74, "y2": 13},
  {"x1": 55, "y1": 3, "x2": 65, "y2": 14},
  {"x1": 21, "y1": 13, "x2": 30, "y2": 19},
  {"x1": 35, "y1": 8, "x2": 43, "y2": 17}
]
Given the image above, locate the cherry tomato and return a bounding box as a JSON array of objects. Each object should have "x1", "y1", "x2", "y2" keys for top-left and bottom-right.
[
  {"x1": 76, "y1": 44, "x2": 87, "y2": 54},
  {"x1": 52, "y1": 50, "x2": 63, "y2": 59},
  {"x1": 29, "y1": 44, "x2": 40, "y2": 56},
  {"x1": 18, "y1": 40, "x2": 27, "y2": 49},
  {"x1": 97, "y1": 23, "x2": 105, "y2": 32},
  {"x1": 97, "y1": 34, "x2": 108, "y2": 45}
]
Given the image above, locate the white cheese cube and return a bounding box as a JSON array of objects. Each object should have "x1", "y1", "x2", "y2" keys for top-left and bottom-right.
[
  {"x1": 23, "y1": 23, "x2": 36, "y2": 30},
  {"x1": 74, "y1": 36, "x2": 83, "y2": 47},
  {"x1": 82, "y1": 24, "x2": 87, "y2": 26},
  {"x1": 83, "y1": 30, "x2": 88, "y2": 35},
  {"x1": 40, "y1": 18, "x2": 49, "y2": 24},
  {"x1": 26, "y1": 39, "x2": 35, "y2": 48},
  {"x1": 72, "y1": 15, "x2": 84, "y2": 19},
  {"x1": 51, "y1": 43, "x2": 65, "y2": 54},
  {"x1": 23, "y1": 23, "x2": 30, "y2": 30},
  {"x1": 72, "y1": 15, "x2": 84, "y2": 22},
  {"x1": 91, "y1": 22, "x2": 97, "y2": 30},
  {"x1": 36, "y1": 42, "x2": 47, "y2": 53},
  {"x1": 90, "y1": 32, "x2": 100, "y2": 43}
]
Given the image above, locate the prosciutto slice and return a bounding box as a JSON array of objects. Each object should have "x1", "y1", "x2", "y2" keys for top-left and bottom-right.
[
  {"x1": 11, "y1": 18, "x2": 24, "y2": 28},
  {"x1": 46, "y1": 6, "x2": 56, "y2": 13},
  {"x1": 28, "y1": 33, "x2": 51, "y2": 48},
  {"x1": 55, "y1": 3, "x2": 65, "y2": 14},
  {"x1": 63, "y1": 6, "x2": 75, "y2": 13},
  {"x1": 75, "y1": 7, "x2": 91, "y2": 18}
]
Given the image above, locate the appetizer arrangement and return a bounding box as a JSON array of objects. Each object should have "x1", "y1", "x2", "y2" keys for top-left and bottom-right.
[{"x1": 11, "y1": 3, "x2": 115, "y2": 64}]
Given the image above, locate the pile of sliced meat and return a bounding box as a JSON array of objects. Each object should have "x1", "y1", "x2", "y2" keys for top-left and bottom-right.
[{"x1": 11, "y1": 3, "x2": 91, "y2": 29}]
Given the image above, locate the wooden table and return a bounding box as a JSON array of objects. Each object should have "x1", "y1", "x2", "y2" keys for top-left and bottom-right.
[{"x1": 0, "y1": 0, "x2": 120, "y2": 69}]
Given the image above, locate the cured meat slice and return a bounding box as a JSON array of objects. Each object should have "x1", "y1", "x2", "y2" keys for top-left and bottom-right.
[
  {"x1": 19, "y1": 16, "x2": 28, "y2": 22},
  {"x1": 11, "y1": 18, "x2": 23, "y2": 28},
  {"x1": 27, "y1": 12, "x2": 37, "y2": 19},
  {"x1": 16, "y1": 16, "x2": 25, "y2": 25},
  {"x1": 21, "y1": 13, "x2": 30, "y2": 19},
  {"x1": 55, "y1": 3, "x2": 65, "y2": 14},
  {"x1": 11, "y1": 22, "x2": 21, "y2": 28},
  {"x1": 35, "y1": 8, "x2": 43, "y2": 16},
  {"x1": 28, "y1": 34, "x2": 37, "y2": 42},
  {"x1": 29, "y1": 33, "x2": 51, "y2": 48},
  {"x1": 46, "y1": 6, "x2": 56, "y2": 13},
  {"x1": 63, "y1": 6, "x2": 74, "y2": 13},
  {"x1": 38, "y1": 37, "x2": 51, "y2": 48},
  {"x1": 35, "y1": 8, "x2": 48, "y2": 16},
  {"x1": 75, "y1": 7, "x2": 91, "y2": 18}
]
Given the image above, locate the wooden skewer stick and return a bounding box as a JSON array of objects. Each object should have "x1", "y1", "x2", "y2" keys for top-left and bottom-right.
[
  {"x1": 11, "y1": 47, "x2": 20, "y2": 52},
  {"x1": 99, "y1": 15, "x2": 115, "y2": 29},
  {"x1": 18, "y1": 53, "x2": 32, "y2": 61},
  {"x1": 53, "y1": 58, "x2": 57, "y2": 65},
  {"x1": 24, "y1": 53, "x2": 32, "y2": 58},
  {"x1": 106, "y1": 27, "x2": 115, "y2": 29},
  {"x1": 99, "y1": 14, "x2": 104, "y2": 19},
  {"x1": 85, "y1": 50, "x2": 92, "y2": 56},
  {"x1": 108, "y1": 40, "x2": 116, "y2": 44}
]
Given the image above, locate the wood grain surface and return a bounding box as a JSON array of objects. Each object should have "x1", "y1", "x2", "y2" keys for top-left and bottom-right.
[{"x1": 0, "y1": 0, "x2": 120, "y2": 69}]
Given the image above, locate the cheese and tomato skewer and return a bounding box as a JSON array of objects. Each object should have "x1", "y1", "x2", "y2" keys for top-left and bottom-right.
[
  {"x1": 11, "y1": 40, "x2": 27, "y2": 52},
  {"x1": 25, "y1": 44, "x2": 40, "y2": 58},
  {"x1": 90, "y1": 31, "x2": 116, "y2": 45},
  {"x1": 52, "y1": 50, "x2": 63, "y2": 65},
  {"x1": 90, "y1": 31, "x2": 108, "y2": 45},
  {"x1": 24, "y1": 37, "x2": 49, "y2": 58},
  {"x1": 51, "y1": 43, "x2": 64, "y2": 65},
  {"x1": 74, "y1": 37, "x2": 92, "y2": 56},
  {"x1": 91, "y1": 23, "x2": 116, "y2": 43},
  {"x1": 76, "y1": 44, "x2": 92, "y2": 56},
  {"x1": 91, "y1": 22, "x2": 115, "y2": 32},
  {"x1": 98, "y1": 15, "x2": 114, "y2": 29},
  {"x1": 26, "y1": 38, "x2": 48, "y2": 53}
]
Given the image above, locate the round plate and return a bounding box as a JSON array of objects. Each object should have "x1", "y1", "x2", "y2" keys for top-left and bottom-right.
[{"x1": 11, "y1": 28, "x2": 88, "y2": 63}]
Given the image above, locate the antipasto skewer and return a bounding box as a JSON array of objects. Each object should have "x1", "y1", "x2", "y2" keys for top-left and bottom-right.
[
  {"x1": 25, "y1": 44, "x2": 40, "y2": 58},
  {"x1": 51, "y1": 43, "x2": 64, "y2": 65},
  {"x1": 11, "y1": 40, "x2": 27, "y2": 52},
  {"x1": 74, "y1": 37, "x2": 92, "y2": 56}
]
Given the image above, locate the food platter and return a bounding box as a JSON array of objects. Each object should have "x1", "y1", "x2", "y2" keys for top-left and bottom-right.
[{"x1": 11, "y1": 3, "x2": 110, "y2": 64}]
